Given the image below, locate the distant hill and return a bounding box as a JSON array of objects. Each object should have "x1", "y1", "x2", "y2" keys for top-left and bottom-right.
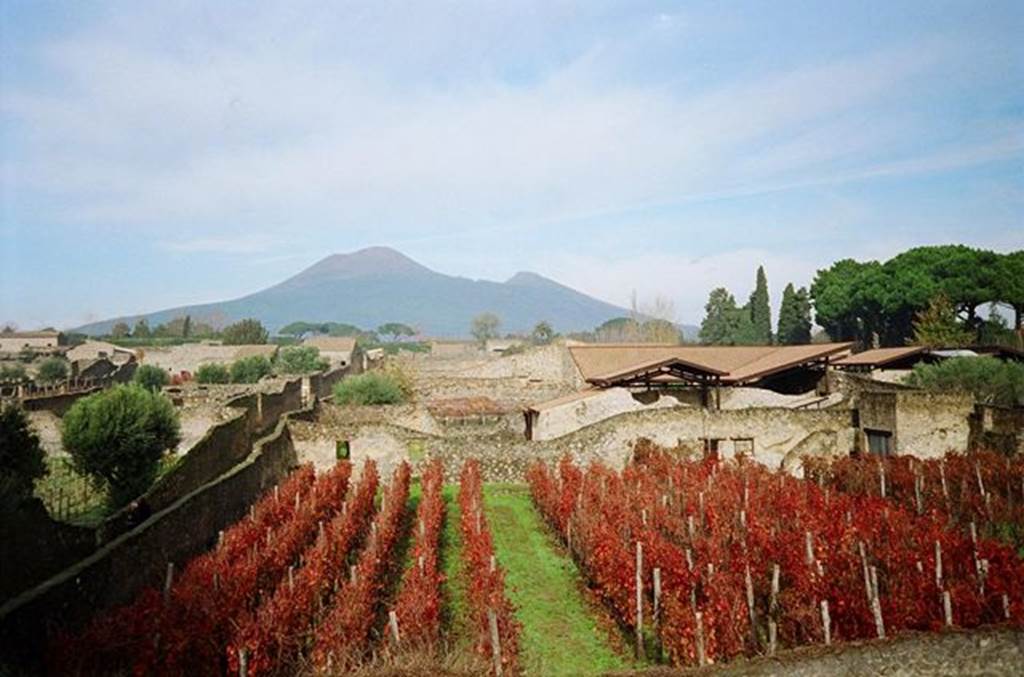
[{"x1": 73, "y1": 247, "x2": 697, "y2": 338}]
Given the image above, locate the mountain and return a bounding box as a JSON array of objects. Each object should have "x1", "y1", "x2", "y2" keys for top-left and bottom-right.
[{"x1": 74, "y1": 247, "x2": 692, "y2": 338}]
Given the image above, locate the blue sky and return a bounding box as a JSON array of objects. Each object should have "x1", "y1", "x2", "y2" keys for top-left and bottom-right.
[{"x1": 1, "y1": 1, "x2": 1022, "y2": 329}]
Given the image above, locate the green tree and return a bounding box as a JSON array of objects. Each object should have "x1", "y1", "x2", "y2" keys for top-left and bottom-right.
[
  {"x1": 0, "y1": 363, "x2": 27, "y2": 381},
  {"x1": 777, "y1": 283, "x2": 812, "y2": 345},
  {"x1": 699, "y1": 288, "x2": 742, "y2": 345},
  {"x1": 332, "y1": 372, "x2": 407, "y2": 405},
  {"x1": 221, "y1": 319, "x2": 269, "y2": 345},
  {"x1": 230, "y1": 356, "x2": 273, "y2": 383},
  {"x1": 911, "y1": 294, "x2": 974, "y2": 348},
  {"x1": 62, "y1": 385, "x2": 181, "y2": 507},
  {"x1": 36, "y1": 358, "x2": 68, "y2": 384},
  {"x1": 470, "y1": 313, "x2": 501, "y2": 346},
  {"x1": 906, "y1": 357, "x2": 1024, "y2": 407},
  {"x1": 0, "y1": 404, "x2": 46, "y2": 501},
  {"x1": 132, "y1": 319, "x2": 151, "y2": 339},
  {"x1": 995, "y1": 251, "x2": 1024, "y2": 333},
  {"x1": 195, "y1": 363, "x2": 230, "y2": 384},
  {"x1": 595, "y1": 317, "x2": 641, "y2": 342},
  {"x1": 530, "y1": 321, "x2": 556, "y2": 345},
  {"x1": 748, "y1": 265, "x2": 772, "y2": 344},
  {"x1": 110, "y1": 322, "x2": 131, "y2": 339},
  {"x1": 377, "y1": 323, "x2": 415, "y2": 342},
  {"x1": 133, "y1": 364, "x2": 170, "y2": 392},
  {"x1": 275, "y1": 346, "x2": 329, "y2": 374}
]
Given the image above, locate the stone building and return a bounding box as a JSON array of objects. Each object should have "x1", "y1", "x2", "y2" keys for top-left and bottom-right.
[
  {"x1": 302, "y1": 336, "x2": 360, "y2": 370},
  {"x1": 0, "y1": 330, "x2": 65, "y2": 353}
]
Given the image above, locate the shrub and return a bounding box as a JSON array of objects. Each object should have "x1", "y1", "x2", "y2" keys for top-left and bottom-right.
[
  {"x1": 36, "y1": 357, "x2": 68, "y2": 384},
  {"x1": 0, "y1": 404, "x2": 46, "y2": 502},
  {"x1": 0, "y1": 363, "x2": 27, "y2": 381},
  {"x1": 332, "y1": 372, "x2": 406, "y2": 405},
  {"x1": 132, "y1": 364, "x2": 169, "y2": 392},
  {"x1": 230, "y1": 356, "x2": 273, "y2": 383},
  {"x1": 905, "y1": 356, "x2": 1024, "y2": 407},
  {"x1": 275, "y1": 346, "x2": 329, "y2": 374},
  {"x1": 62, "y1": 385, "x2": 181, "y2": 507},
  {"x1": 221, "y1": 319, "x2": 269, "y2": 345},
  {"x1": 195, "y1": 363, "x2": 230, "y2": 384}
]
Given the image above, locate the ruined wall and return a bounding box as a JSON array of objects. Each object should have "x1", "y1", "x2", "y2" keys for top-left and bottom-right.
[
  {"x1": 0, "y1": 417, "x2": 298, "y2": 667},
  {"x1": 971, "y1": 404, "x2": 1024, "y2": 455},
  {"x1": 895, "y1": 391, "x2": 973, "y2": 458},
  {"x1": 531, "y1": 388, "x2": 689, "y2": 441}
]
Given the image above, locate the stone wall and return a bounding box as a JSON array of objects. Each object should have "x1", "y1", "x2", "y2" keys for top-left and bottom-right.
[
  {"x1": 531, "y1": 388, "x2": 688, "y2": 441},
  {"x1": 970, "y1": 404, "x2": 1024, "y2": 455},
  {"x1": 0, "y1": 416, "x2": 299, "y2": 668},
  {"x1": 895, "y1": 390, "x2": 974, "y2": 458}
]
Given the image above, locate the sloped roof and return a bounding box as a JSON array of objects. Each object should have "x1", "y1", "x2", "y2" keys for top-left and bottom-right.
[
  {"x1": 569, "y1": 342, "x2": 853, "y2": 386},
  {"x1": 303, "y1": 336, "x2": 357, "y2": 353},
  {"x1": 832, "y1": 346, "x2": 927, "y2": 368}
]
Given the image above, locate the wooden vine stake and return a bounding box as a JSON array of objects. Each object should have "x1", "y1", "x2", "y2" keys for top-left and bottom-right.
[
  {"x1": 238, "y1": 648, "x2": 248, "y2": 677},
  {"x1": 635, "y1": 541, "x2": 645, "y2": 659},
  {"x1": 934, "y1": 540, "x2": 943, "y2": 590},
  {"x1": 943, "y1": 590, "x2": 953, "y2": 626},
  {"x1": 163, "y1": 562, "x2": 175, "y2": 602},
  {"x1": 695, "y1": 611, "x2": 706, "y2": 666},
  {"x1": 869, "y1": 565, "x2": 886, "y2": 639},
  {"x1": 820, "y1": 600, "x2": 831, "y2": 646},
  {"x1": 388, "y1": 610, "x2": 401, "y2": 646},
  {"x1": 768, "y1": 564, "x2": 780, "y2": 656},
  {"x1": 487, "y1": 608, "x2": 503, "y2": 677},
  {"x1": 744, "y1": 564, "x2": 757, "y2": 645},
  {"x1": 653, "y1": 567, "x2": 662, "y2": 630}
]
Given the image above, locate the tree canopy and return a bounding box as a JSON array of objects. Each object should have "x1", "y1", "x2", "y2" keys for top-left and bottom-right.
[
  {"x1": 221, "y1": 319, "x2": 269, "y2": 345},
  {"x1": 777, "y1": 284, "x2": 812, "y2": 345},
  {"x1": 748, "y1": 265, "x2": 772, "y2": 344},
  {"x1": 377, "y1": 323, "x2": 416, "y2": 342},
  {"x1": 470, "y1": 313, "x2": 501, "y2": 346},
  {"x1": 0, "y1": 404, "x2": 46, "y2": 502}
]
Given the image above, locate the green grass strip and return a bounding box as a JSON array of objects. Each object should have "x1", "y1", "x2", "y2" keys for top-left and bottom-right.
[{"x1": 483, "y1": 483, "x2": 634, "y2": 676}]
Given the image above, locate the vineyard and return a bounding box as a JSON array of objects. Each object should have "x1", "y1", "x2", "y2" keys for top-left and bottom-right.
[
  {"x1": 528, "y1": 444, "x2": 1024, "y2": 667},
  {"x1": 46, "y1": 447, "x2": 1023, "y2": 675}
]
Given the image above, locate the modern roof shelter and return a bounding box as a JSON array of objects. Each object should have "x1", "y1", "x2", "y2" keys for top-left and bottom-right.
[
  {"x1": 833, "y1": 344, "x2": 1024, "y2": 371},
  {"x1": 568, "y1": 342, "x2": 854, "y2": 389}
]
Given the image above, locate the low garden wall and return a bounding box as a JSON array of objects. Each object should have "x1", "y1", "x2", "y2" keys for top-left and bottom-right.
[{"x1": 0, "y1": 415, "x2": 299, "y2": 668}]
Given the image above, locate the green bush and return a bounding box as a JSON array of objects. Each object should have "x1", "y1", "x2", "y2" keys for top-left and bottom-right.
[
  {"x1": 0, "y1": 404, "x2": 46, "y2": 502},
  {"x1": 36, "y1": 357, "x2": 68, "y2": 384},
  {"x1": 0, "y1": 363, "x2": 27, "y2": 381},
  {"x1": 332, "y1": 372, "x2": 407, "y2": 406},
  {"x1": 195, "y1": 363, "x2": 230, "y2": 384},
  {"x1": 221, "y1": 319, "x2": 269, "y2": 345},
  {"x1": 62, "y1": 385, "x2": 181, "y2": 508},
  {"x1": 230, "y1": 355, "x2": 273, "y2": 383},
  {"x1": 905, "y1": 357, "x2": 1024, "y2": 407},
  {"x1": 133, "y1": 364, "x2": 170, "y2": 392},
  {"x1": 275, "y1": 345, "x2": 329, "y2": 374}
]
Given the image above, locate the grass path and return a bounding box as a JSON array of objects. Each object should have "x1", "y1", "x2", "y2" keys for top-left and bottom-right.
[
  {"x1": 439, "y1": 483, "x2": 475, "y2": 657},
  {"x1": 483, "y1": 484, "x2": 634, "y2": 676}
]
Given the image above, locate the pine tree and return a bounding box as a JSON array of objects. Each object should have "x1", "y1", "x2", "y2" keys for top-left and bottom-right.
[
  {"x1": 911, "y1": 294, "x2": 973, "y2": 348},
  {"x1": 748, "y1": 265, "x2": 772, "y2": 344},
  {"x1": 699, "y1": 288, "x2": 742, "y2": 345},
  {"x1": 777, "y1": 283, "x2": 812, "y2": 344}
]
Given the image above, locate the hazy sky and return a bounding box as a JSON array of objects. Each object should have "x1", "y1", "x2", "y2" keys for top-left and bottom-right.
[{"x1": 2, "y1": 1, "x2": 1022, "y2": 329}]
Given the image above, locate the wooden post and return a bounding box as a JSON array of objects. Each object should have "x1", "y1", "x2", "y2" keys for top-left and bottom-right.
[
  {"x1": 869, "y1": 565, "x2": 885, "y2": 639},
  {"x1": 163, "y1": 562, "x2": 174, "y2": 602},
  {"x1": 805, "y1": 531, "x2": 814, "y2": 566},
  {"x1": 975, "y1": 462, "x2": 985, "y2": 496},
  {"x1": 695, "y1": 611, "x2": 706, "y2": 666},
  {"x1": 487, "y1": 608, "x2": 503, "y2": 677},
  {"x1": 653, "y1": 567, "x2": 662, "y2": 629},
  {"x1": 288, "y1": 565, "x2": 294, "y2": 591},
  {"x1": 687, "y1": 515, "x2": 695, "y2": 540},
  {"x1": 879, "y1": 463, "x2": 886, "y2": 499},
  {"x1": 239, "y1": 648, "x2": 248, "y2": 677},
  {"x1": 820, "y1": 600, "x2": 831, "y2": 645},
  {"x1": 489, "y1": 555, "x2": 496, "y2": 574},
  {"x1": 859, "y1": 541, "x2": 872, "y2": 605},
  {"x1": 1003, "y1": 593, "x2": 1010, "y2": 620},
  {"x1": 685, "y1": 548, "x2": 693, "y2": 571},
  {"x1": 769, "y1": 564, "x2": 780, "y2": 655},
  {"x1": 939, "y1": 462, "x2": 949, "y2": 508},
  {"x1": 745, "y1": 564, "x2": 757, "y2": 645},
  {"x1": 388, "y1": 610, "x2": 401, "y2": 645},
  {"x1": 635, "y1": 541, "x2": 645, "y2": 659},
  {"x1": 935, "y1": 540, "x2": 943, "y2": 590},
  {"x1": 914, "y1": 475, "x2": 923, "y2": 515},
  {"x1": 943, "y1": 590, "x2": 953, "y2": 627},
  {"x1": 350, "y1": 564, "x2": 357, "y2": 584}
]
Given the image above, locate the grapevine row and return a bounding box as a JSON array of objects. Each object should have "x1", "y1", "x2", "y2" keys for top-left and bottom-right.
[
  {"x1": 459, "y1": 460, "x2": 521, "y2": 675},
  {"x1": 311, "y1": 461, "x2": 412, "y2": 671},
  {"x1": 392, "y1": 458, "x2": 446, "y2": 649},
  {"x1": 227, "y1": 461, "x2": 381, "y2": 675}
]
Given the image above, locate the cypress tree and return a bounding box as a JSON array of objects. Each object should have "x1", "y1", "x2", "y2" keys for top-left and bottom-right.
[
  {"x1": 748, "y1": 266, "x2": 772, "y2": 344},
  {"x1": 778, "y1": 283, "x2": 813, "y2": 344}
]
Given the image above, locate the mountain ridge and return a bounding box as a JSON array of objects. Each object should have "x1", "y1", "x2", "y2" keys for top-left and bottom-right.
[{"x1": 74, "y1": 247, "x2": 697, "y2": 338}]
